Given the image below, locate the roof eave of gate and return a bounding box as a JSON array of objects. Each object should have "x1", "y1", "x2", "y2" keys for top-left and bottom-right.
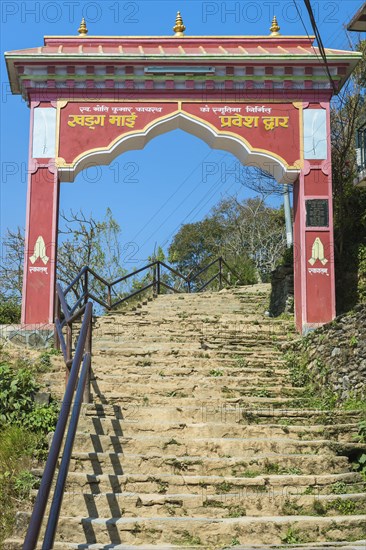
[{"x1": 4, "y1": 34, "x2": 363, "y2": 97}]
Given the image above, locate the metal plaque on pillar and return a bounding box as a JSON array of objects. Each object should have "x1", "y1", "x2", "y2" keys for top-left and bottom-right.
[{"x1": 305, "y1": 199, "x2": 329, "y2": 228}]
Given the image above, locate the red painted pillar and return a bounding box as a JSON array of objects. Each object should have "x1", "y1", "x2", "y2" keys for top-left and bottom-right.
[
  {"x1": 21, "y1": 102, "x2": 59, "y2": 325},
  {"x1": 293, "y1": 102, "x2": 336, "y2": 333}
]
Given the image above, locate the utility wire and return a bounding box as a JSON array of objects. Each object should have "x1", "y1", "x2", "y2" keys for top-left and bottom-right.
[
  {"x1": 143, "y1": 156, "x2": 232, "y2": 251},
  {"x1": 302, "y1": 0, "x2": 338, "y2": 94},
  {"x1": 159, "y1": 160, "x2": 244, "y2": 250},
  {"x1": 293, "y1": 0, "x2": 338, "y2": 94},
  {"x1": 130, "y1": 148, "x2": 219, "y2": 243}
]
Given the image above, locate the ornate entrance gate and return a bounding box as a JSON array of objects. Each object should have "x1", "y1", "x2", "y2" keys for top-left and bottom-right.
[{"x1": 4, "y1": 15, "x2": 361, "y2": 333}]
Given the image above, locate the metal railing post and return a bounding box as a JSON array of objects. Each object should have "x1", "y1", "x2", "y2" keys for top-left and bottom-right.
[
  {"x1": 54, "y1": 291, "x2": 61, "y2": 351},
  {"x1": 219, "y1": 257, "x2": 223, "y2": 290},
  {"x1": 157, "y1": 262, "x2": 161, "y2": 295},
  {"x1": 84, "y1": 269, "x2": 88, "y2": 305},
  {"x1": 66, "y1": 325, "x2": 72, "y2": 385},
  {"x1": 152, "y1": 263, "x2": 157, "y2": 297},
  {"x1": 83, "y1": 314, "x2": 92, "y2": 404},
  {"x1": 107, "y1": 284, "x2": 112, "y2": 309}
]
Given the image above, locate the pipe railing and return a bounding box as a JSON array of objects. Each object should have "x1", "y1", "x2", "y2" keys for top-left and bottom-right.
[
  {"x1": 60, "y1": 257, "x2": 240, "y2": 316},
  {"x1": 23, "y1": 287, "x2": 92, "y2": 550}
]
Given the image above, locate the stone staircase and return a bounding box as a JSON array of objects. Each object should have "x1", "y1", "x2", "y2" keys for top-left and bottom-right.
[{"x1": 9, "y1": 284, "x2": 366, "y2": 549}]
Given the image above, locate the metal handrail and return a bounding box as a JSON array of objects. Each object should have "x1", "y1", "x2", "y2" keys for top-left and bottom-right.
[
  {"x1": 60, "y1": 257, "x2": 240, "y2": 314},
  {"x1": 23, "y1": 290, "x2": 92, "y2": 550}
]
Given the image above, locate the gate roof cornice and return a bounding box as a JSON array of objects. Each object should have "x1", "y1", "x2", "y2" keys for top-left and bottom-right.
[{"x1": 5, "y1": 32, "x2": 362, "y2": 101}]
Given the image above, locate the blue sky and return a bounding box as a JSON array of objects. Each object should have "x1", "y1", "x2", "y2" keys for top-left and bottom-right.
[{"x1": 0, "y1": 0, "x2": 363, "y2": 266}]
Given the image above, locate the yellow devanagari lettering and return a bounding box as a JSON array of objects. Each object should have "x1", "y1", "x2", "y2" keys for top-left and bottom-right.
[
  {"x1": 262, "y1": 116, "x2": 276, "y2": 131},
  {"x1": 67, "y1": 115, "x2": 86, "y2": 128},
  {"x1": 109, "y1": 113, "x2": 137, "y2": 128},
  {"x1": 67, "y1": 115, "x2": 106, "y2": 129},
  {"x1": 242, "y1": 116, "x2": 259, "y2": 128}
]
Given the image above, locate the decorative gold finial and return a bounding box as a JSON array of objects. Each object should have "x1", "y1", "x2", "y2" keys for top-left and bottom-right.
[
  {"x1": 78, "y1": 17, "x2": 88, "y2": 37},
  {"x1": 269, "y1": 15, "x2": 281, "y2": 36},
  {"x1": 173, "y1": 11, "x2": 186, "y2": 37}
]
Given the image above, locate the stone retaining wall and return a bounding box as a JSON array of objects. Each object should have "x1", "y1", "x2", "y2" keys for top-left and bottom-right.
[{"x1": 289, "y1": 305, "x2": 366, "y2": 399}]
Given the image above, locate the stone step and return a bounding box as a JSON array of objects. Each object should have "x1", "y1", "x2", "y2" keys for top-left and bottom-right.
[
  {"x1": 94, "y1": 331, "x2": 293, "y2": 343},
  {"x1": 6, "y1": 541, "x2": 366, "y2": 550},
  {"x1": 63, "y1": 471, "x2": 365, "y2": 497},
  {"x1": 84, "y1": 372, "x2": 289, "y2": 385},
  {"x1": 86, "y1": 359, "x2": 289, "y2": 372},
  {"x1": 51, "y1": 490, "x2": 366, "y2": 519},
  {"x1": 75, "y1": 417, "x2": 360, "y2": 442},
  {"x1": 40, "y1": 515, "x2": 366, "y2": 546},
  {"x1": 42, "y1": 363, "x2": 289, "y2": 381},
  {"x1": 85, "y1": 381, "x2": 300, "y2": 400},
  {"x1": 70, "y1": 433, "x2": 347, "y2": 457},
  {"x1": 93, "y1": 332, "x2": 291, "y2": 343},
  {"x1": 90, "y1": 348, "x2": 284, "y2": 358},
  {"x1": 79, "y1": 404, "x2": 364, "y2": 426},
  {"x1": 66, "y1": 451, "x2": 350, "y2": 476}
]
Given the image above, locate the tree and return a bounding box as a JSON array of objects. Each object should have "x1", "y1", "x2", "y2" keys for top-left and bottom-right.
[
  {"x1": 0, "y1": 227, "x2": 24, "y2": 301},
  {"x1": 168, "y1": 196, "x2": 286, "y2": 285},
  {"x1": 168, "y1": 218, "x2": 225, "y2": 273},
  {"x1": 330, "y1": 40, "x2": 366, "y2": 311},
  {"x1": 57, "y1": 208, "x2": 126, "y2": 302},
  {"x1": 0, "y1": 209, "x2": 127, "y2": 318},
  {"x1": 128, "y1": 246, "x2": 176, "y2": 297},
  {"x1": 238, "y1": 166, "x2": 287, "y2": 200},
  {"x1": 211, "y1": 197, "x2": 286, "y2": 282},
  {"x1": 0, "y1": 228, "x2": 25, "y2": 322}
]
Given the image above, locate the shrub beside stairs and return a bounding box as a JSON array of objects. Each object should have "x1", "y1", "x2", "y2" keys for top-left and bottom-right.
[{"x1": 7, "y1": 284, "x2": 366, "y2": 549}]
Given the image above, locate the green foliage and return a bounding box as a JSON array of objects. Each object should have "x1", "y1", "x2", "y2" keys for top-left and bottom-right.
[
  {"x1": 215, "y1": 481, "x2": 233, "y2": 494},
  {"x1": 353, "y1": 421, "x2": 366, "y2": 480},
  {"x1": 0, "y1": 426, "x2": 39, "y2": 545},
  {"x1": 14, "y1": 470, "x2": 39, "y2": 499},
  {"x1": 327, "y1": 498, "x2": 357, "y2": 515},
  {"x1": 209, "y1": 369, "x2": 223, "y2": 377},
  {"x1": 234, "y1": 355, "x2": 248, "y2": 369},
  {"x1": 168, "y1": 196, "x2": 286, "y2": 286},
  {"x1": 349, "y1": 335, "x2": 358, "y2": 348},
  {"x1": 342, "y1": 396, "x2": 366, "y2": 411},
  {"x1": 280, "y1": 245, "x2": 294, "y2": 267},
  {"x1": 355, "y1": 453, "x2": 366, "y2": 479},
  {"x1": 357, "y1": 244, "x2": 366, "y2": 303},
  {"x1": 281, "y1": 527, "x2": 304, "y2": 544},
  {"x1": 227, "y1": 505, "x2": 246, "y2": 518},
  {"x1": 356, "y1": 420, "x2": 366, "y2": 443},
  {"x1": 0, "y1": 295, "x2": 21, "y2": 324},
  {"x1": 0, "y1": 354, "x2": 59, "y2": 546},
  {"x1": 284, "y1": 351, "x2": 310, "y2": 387},
  {"x1": 168, "y1": 218, "x2": 225, "y2": 274},
  {"x1": 330, "y1": 481, "x2": 348, "y2": 495},
  {"x1": 34, "y1": 350, "x2": 60, "y2": 373},
  {"x1": 331, "y1": 43, "x2": 366, "y2": 313},
  {"x1": 24, "y1": 403, "x2": 59, "y2": 436},
  {"x1": 0, "y1": 364, "x2": 38, "y2": 425},
  {"x1": 174, "y1": 530, "x2": 202, "y2": 545}
]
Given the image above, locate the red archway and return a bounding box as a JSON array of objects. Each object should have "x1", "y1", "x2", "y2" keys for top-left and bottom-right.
[{"x1": 4, "y1": 19, "x2": 362, "y2": 333}]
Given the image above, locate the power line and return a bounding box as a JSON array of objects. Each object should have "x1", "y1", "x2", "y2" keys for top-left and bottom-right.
[
  {"x1": 130, "y1": 148, "x2": 219, "y2": 243},
  {"x1": 302, "y1": 0, "x2": 338, "y2": 94},
  {"x1": 142, "y1": 156, "x2": 231, "y2": 250},
  {"x1": 293, "y1": 0, "x2": 338, "y2": 94},
  {"x1": 159, "y1": 159, "x2": 241, "y2": 249}
]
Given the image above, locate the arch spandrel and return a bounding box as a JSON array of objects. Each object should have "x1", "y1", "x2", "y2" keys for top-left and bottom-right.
[{"x1": 56, "y1": 101, "x2": 303, "y2": 184}]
